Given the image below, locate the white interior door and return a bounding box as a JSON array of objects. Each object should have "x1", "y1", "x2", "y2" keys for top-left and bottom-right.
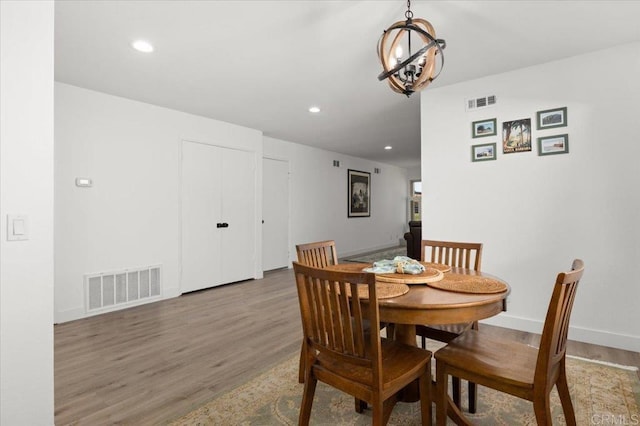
[
  {"x1": 220, "y1": 148, "x2": 256, "y2": 283},
  {"x1": 181, "y1": 141, "x2": 223, "y2": 292},
  {"x1": 262, "y1": 157, "x2": 289, "y2": 271}
]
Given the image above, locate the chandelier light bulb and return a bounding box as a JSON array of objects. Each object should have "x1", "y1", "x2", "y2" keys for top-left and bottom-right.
[{"x1": 395, "y1": 45, "x2": 403, "y2": 59}]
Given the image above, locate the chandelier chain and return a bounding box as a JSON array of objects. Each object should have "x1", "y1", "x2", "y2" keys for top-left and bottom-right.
[{"x1": 405, "y1": 0, "x2": 413, "y2": 20}]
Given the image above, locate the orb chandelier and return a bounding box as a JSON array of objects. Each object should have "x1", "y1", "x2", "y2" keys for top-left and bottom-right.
[{"x1": 377, "y1": 0, "x2": 446, "y2": 97}]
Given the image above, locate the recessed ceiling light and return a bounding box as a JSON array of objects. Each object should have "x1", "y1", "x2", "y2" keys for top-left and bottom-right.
[
  {"x1": 132, "y1": 40, "x2": 154, "y2": 53},
  {"x1": 384, "y1": 146, "x2": 393, "y2": 150},
  {"x1": 308, "y1": 106, "x2": 321, "y2": 113}
]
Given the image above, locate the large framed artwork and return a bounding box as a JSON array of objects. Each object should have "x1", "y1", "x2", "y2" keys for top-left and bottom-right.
[
  {"x1": 502, "y1": 118, "x2": 532, "y2": 154},
  {"x1": 348, "y1": 169, "x2": 370, "y2": 218}
]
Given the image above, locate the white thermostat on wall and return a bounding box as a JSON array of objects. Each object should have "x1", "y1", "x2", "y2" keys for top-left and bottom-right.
[{"x1": 75, "y1": 177, "x2": 93, "y2": 187}]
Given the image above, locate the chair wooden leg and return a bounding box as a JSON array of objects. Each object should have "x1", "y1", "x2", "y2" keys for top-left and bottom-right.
[
  {"x1": 557, "y1": 361, "x2": 576, "y2": 426},
  {"x1": 452, "y1": 376, "x2": 461, "y2": 409},
  {"x1": 371, "y1": 398, "x2": 385, "y2": 426},
  {"x1": 463, "y1": 321, "x2": 479, "y2": 413},
  {"x1": 533, "y1": 390, "x2": 552, "y2": 426},
  {"x1": 355, "y1": 398, "x2": 367, "y2": 413},
  {"x1": 382, "y1": 397, "x2": 397, "y2": 426},
  {"x1": 386, "y1": 323, "x2": 395, "y2": 339},
  {"x1": 298, "y1": 372, "x2": 317, "y2": 426},
  {"x1": 298, "y1": 340, "x2": 306, "y2": 383},
  {"x1": 468, "y1": 381, "x2": 477, "y2": 413},
  {"x1": 419, "y1": 363, "x2": 432, "y2": 426},
  {"x1": 435, "y1": 361, "x2": 448, "y2": 426}
]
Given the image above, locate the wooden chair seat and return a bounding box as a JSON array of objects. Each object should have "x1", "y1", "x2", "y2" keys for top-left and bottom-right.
[
  {"x1": 316, "y1": 339, "x2": 431, "y2": 389},
  {"x1": 434, "y1": 259, "x2": 584, "y2": 426},
  {"x1": 435, "y1": 330, "x2": 538, "y2": 392}
]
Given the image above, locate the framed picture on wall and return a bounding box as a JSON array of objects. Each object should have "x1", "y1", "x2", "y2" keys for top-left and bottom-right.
[
  {"x1": 348, "y1": 169, "x2": 370, "y2": 218},
  {"x1": 537, "y1": 134, "x2": 569, "y2": 156},
  {"x1": 471, "y1": 118, "x2": 497, "y2": 138},
  {"x1": 471, "y1": 142, "x2": 497, "y2": 162},
  {"x1": 502, "y1": 118, "x2": 532, "y2": 153},
  {"x1": 536, "y1": 107, "x2": 567, "y2": 130}
]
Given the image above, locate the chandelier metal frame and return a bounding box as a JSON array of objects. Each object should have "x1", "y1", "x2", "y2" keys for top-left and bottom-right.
[{"x1": 377, "y1": 0, "x2": 446, "y2": 97}]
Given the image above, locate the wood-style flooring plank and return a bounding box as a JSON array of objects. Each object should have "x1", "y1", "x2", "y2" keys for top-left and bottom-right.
[{"x1": 55, "y1": 268, "x2": 640, "y2": 425}]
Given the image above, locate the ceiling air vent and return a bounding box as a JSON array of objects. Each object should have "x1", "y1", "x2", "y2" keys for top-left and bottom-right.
[{"x1": 466, "y1": 95, "x2": 497, "y2": 111}]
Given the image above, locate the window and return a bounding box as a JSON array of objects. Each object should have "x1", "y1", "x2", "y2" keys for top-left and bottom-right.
[{"x1": 410, "y1": 180, "x2": 422, "y2": 221}]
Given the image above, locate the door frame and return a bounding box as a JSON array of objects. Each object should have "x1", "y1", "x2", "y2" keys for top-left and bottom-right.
[{"x1": 261, "y1": 155, "x2": 291, "y2": 271}]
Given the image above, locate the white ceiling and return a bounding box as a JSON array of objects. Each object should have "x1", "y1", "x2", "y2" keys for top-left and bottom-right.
[{"x1": 55, "y1": 1, "x2": 640, "y2": 168}]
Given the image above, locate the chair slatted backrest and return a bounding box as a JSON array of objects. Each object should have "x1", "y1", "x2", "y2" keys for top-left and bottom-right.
[
  {"x1": 296, "y1": 240, "x2": 338, "y2": 268},
  {"x1": 535, "y1": 259, "x2": 584, "y2": 384},
  {"x1": 292, "y1": 262, "x2": 383, "y2": 385},
  {"x1": 421, "y1": 239, "x2": 483, "y2": 271}
]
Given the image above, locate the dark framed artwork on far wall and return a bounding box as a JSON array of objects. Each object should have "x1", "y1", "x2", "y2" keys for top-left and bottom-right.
[
  {"x1": 348, "y1": 169, "x2": 370, "y2": 218},
  {"x1": 537, "y1": 107, "x2": 567, "y2": 130},
  {"x1": 471, "y1": 118, "x2": 497, "y2": 138}
]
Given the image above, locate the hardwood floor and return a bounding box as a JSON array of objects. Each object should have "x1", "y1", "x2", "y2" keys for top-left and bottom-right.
[{"x1": 55, "y1": 268, "x2": 640, "y2": 425}]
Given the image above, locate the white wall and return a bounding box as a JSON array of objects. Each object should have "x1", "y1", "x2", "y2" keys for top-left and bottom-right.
[
  {"x1": 0, "y1": 1, "x2": 55, "y2": 423},
  {"x1": 263, "y1": 137, "x2": 409, "y2": 259},
  {"x1": 406, "y1": 165, "x2": 421, "y2": 182},
  {"x1": 421, "y1": 42, "x2": 640, "y2": 352},
  {"x1": 55, "y1": 83, "x2": 263, "y2": 323}
]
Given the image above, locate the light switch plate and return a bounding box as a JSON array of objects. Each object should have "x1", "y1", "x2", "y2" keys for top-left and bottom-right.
[
  {"x1": 7, "y1": 215, "x2": 28, "y2": 241},
  {"x1": 75, "y1": 177, "x2": 93, "y2": 187}
]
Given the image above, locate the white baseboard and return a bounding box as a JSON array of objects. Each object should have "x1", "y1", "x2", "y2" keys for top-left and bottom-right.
[
  {"x1": 340, "y1": 243, "x2": 404, "y2": 259},
  {"x1": 54, "y1": 287, "x2": 181, "y2": 324},
  {"x1": 481, "y1": 313, "x2": 640, "y2": 353}
]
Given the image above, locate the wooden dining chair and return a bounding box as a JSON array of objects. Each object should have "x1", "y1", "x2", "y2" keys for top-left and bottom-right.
[
  {"x1": 295, "y1": 240, "x2": 339, "y2": 269},
  {"x1": 418, "y1": 239, "x2": 483, "y2": 413},
  {"x1": 295, "y1": 241, "x2": 339, "y2": 383},
  {"x1": 434, "y1": 259, "x2": 584, "y2": 426},
  {"x1": 292, "y1": 261, "x2": 432, "y2": 426}
]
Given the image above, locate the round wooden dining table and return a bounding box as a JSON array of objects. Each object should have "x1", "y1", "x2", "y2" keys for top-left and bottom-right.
[
  {"x1": 326, "y1": 261, "x2": 510, "y2": 404},
  {"x1": 327, "y1": 262, "x2": 510, "y2": 345}
]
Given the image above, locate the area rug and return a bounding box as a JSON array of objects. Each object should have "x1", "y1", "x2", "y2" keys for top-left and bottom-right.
[
  {"x1": 343, "y1": 246, "x2": 407, "y2": 264},
  {"x1": 169, "y1": 351, "x2": 640, "y2": 425}
]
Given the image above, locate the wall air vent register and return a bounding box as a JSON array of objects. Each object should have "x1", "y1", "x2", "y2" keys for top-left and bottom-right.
[{"x1": 466, "y1": 95, "x2": 497, "y2": 111}]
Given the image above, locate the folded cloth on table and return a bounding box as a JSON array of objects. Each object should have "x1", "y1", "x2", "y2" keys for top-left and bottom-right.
[{"x1": 363, "y1": 256, "x2": 426, "y2": 275}]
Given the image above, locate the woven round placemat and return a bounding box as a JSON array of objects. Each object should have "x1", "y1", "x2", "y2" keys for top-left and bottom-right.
[
  {"x1": 376, "y1": 267, "x2": 444, "y2": 284},
  {"x1": 426, "y1": 273, "x2": 508, "y2": 294},
  {"x1": 343, "y1": 283, "x2": 410, "y2": 299},
  {"x1": 421, "y1": 262, "x2": 452, "y2": 273}
]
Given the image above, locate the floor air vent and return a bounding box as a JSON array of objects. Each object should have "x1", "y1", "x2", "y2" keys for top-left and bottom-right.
[{"x1": 85, "y1": 265, "x2": 161, "y2": 313}]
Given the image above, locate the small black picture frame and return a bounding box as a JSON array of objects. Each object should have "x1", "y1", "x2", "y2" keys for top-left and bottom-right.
[{"x1": 348, "y1": 169, "x2": 370, "y2": 218}]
